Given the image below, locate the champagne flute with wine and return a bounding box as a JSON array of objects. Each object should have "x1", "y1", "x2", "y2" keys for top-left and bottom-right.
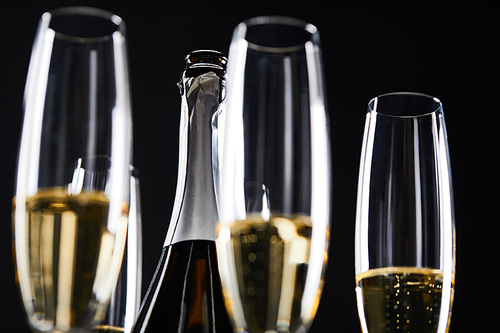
[
  {"x1": 93, "y1": 166, "x2": 142, "y2": 333},
  {"x1": 355, "y1": 92, "x2": 455, "y2": 333},
  {"x1": 215, "y1": 16, "x2": 331, "y2": 333},
  {"x1": 12, "y1": 7, "x2": 133, "y2": 332}
]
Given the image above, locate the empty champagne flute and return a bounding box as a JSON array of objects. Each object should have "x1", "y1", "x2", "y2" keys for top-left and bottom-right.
[
  {"x1": 215, "y1": 16, "x2": 331, "y2": 333},
  {"x1": 355, "y1": 92, "x2": 455, "y2": 333},
  {"x1": 12, "y1": 7, "x2": 133, "y2": 332}
]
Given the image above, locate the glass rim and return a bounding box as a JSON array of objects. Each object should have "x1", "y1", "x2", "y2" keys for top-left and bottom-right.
[
  {"x1": 41, "y1": 6, "x2": 125, "y2": 42},
  {"x1": 234, "y1": 15, "x2": 319, "y2": 53},
  {"x1": 368, "y1": 92, "x2": 443, "y2": 118}
]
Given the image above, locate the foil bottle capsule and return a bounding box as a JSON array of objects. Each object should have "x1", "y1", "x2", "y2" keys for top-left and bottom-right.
[{"x1": 164, "y1": 50, "x2": 226, "y2": 246}]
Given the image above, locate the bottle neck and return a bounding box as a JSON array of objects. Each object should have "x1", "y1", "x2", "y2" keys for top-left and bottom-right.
[{"x1": 164, "y1": 51, "x2": 226, "y2": 246}]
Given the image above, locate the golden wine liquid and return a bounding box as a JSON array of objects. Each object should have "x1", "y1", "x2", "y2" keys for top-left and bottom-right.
[
  {"x1": 356, "y1": 267, "x2": 454, "y2": 333},
  {"x1": 217, "y1": 214, "x2": 325, "y2": 333},
  {"x1": 92, "y1": 325, "x2": 124, "y2": 332},
  {"x1": 13, "y1": 188, "x2": 128, "y2": 332}
]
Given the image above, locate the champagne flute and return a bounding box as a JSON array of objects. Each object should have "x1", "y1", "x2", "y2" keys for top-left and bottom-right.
[
  {"x1": 215, "y1": 16, "x2": 331, "y2": 333},
  {"x1": 354, "y1": 92, "x2": 455, "y2": 333},
  {"x1": 93, "y1": 167, "x2": 142, "y2": 333},
  {"x1": 12, "y1": 7, "x2": 133, "y2": 332}
]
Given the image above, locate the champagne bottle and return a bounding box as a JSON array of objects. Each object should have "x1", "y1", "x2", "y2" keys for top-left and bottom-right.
[{"x1": 131, "y1": 50, "x2": 232, "y2": 333}]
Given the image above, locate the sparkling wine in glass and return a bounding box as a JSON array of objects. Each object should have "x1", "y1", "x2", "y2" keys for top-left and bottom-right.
[
  {"x1": 12, "y1": 7, "x2": 133, "y2": 332},
  {"x1": 215, "y1": 16, "x2": 331, "y2": 333},
  {"x1": 355, "y1": 92, "x2": 455, "y2": 333}
]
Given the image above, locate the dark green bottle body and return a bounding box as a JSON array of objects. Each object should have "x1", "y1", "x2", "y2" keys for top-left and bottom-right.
[{"x1": 131, "y1": 241, "x2": 232, "y2": 332}]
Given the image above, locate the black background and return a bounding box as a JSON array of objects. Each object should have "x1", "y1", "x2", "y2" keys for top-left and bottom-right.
[{"x1": 1, "y1": 1, "x2": 497, "y2": 332}]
